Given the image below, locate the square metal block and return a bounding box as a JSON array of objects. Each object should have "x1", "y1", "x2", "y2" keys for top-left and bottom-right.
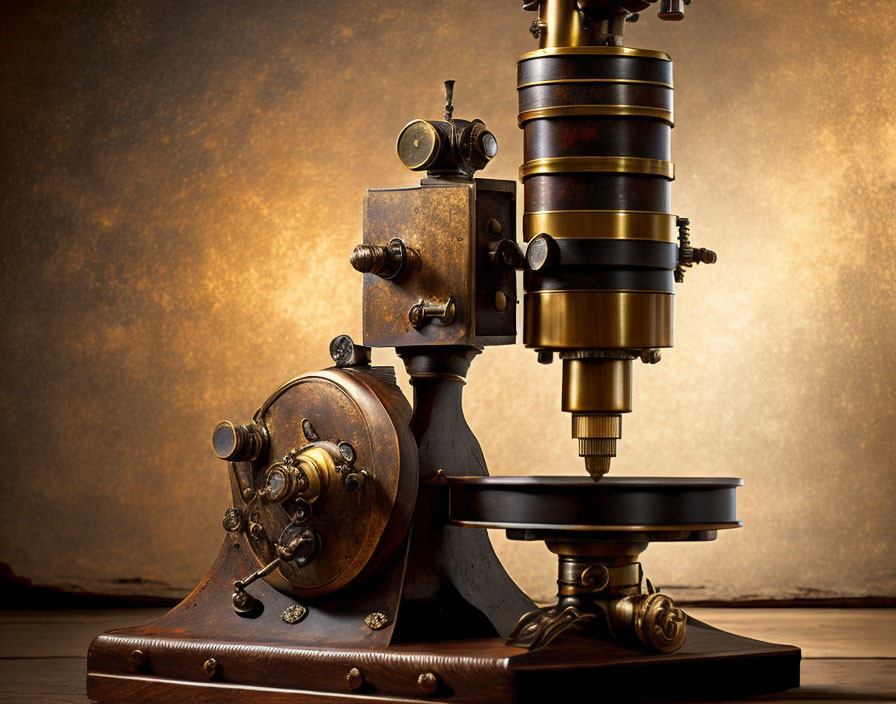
[{"x1": 361, "y1": 178, "x2": 517, "y2": 348}]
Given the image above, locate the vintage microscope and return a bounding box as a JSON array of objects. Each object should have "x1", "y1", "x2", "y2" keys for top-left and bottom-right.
[{"x1": 88, "y1": 1, "x2": 800, "y2": 702}]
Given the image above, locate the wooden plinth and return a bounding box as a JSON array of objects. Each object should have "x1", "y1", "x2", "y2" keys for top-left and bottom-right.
[{"x1": 89, "y1": 616, "x2": 799, "y2": 703}]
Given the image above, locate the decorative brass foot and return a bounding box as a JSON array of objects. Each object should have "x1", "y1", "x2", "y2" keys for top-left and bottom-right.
[{"x1": 506, "y1": 539, "x2": 687, "y2": 653}]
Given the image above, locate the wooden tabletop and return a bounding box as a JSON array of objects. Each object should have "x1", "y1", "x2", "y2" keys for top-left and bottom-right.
[{"x1": 1, "y1": 607, "x2": 892, "y2": 703}]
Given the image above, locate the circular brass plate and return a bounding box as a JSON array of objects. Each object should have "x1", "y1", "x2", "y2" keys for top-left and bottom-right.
[
  {"x1": 520, "y1": 156, "x2": 674, "y2": 180},
  {"x1": 235, "y1": 369, "x2": 417, "y2": 598},
  {"x1": 523, "y1": 210, "x2": 677, "y2": 242},
  {"x1": 524, "y1": 290, "x2": 673, "y2": 349},
  {"x1": 396, "y1": 120, "x2": 440, "y2": 170},
  {"x1": 519, "y1": 46, "x2": 672, "y2": 62}
]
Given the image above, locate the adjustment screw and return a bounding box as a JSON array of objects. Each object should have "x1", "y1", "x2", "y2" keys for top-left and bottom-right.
[
  {"x1": 346, "y1": 667, "x2": 364, "y2": 691},
  {"x1": 537, "y1": 350, "x2": 554, "y2": 365},
  {"x1": 202, "y1": 657, "x2": 219, "y2": 678},
  {"x1": 417, "y1": 672, "x2": 440, "y2": 695}
]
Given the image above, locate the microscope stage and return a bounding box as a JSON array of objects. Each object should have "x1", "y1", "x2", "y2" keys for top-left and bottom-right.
[{"x1": 447, "y1": 476, "x2": 742, "y2": 537}]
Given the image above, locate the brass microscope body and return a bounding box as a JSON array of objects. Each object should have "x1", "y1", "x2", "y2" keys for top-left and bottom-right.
[{"x1": 87, "y1": 2, "x2": 799, "y2": 702}]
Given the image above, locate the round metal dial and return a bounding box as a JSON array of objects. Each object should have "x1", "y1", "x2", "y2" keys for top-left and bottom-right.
[{"x1": 231, "y1": 369, "x2": 417, "y2": 598}]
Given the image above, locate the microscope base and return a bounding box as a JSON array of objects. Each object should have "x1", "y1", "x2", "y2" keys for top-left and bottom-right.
[{"x1": 88, "y1": 619, "x2": 799, "y2": 703}]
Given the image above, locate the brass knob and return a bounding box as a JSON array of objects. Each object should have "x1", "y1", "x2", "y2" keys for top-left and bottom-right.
[
  {"x1": 350, "y1": 238, "x2": 413, "y2": 280},
  {"x1": 408, "y1": 298, "x2": 455, "y2": 329},
  {"x1": 212, "y1": 421, "x2": 266, "y2": 462}
]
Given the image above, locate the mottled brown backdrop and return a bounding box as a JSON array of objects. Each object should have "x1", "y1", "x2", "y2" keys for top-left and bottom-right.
[{"x1": 1, "y1": 0, "x2": 894, "y2": 603}]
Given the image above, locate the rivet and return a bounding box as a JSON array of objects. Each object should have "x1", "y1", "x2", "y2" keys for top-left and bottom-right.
[
  {"x1": 364, "y1": 612, "x2": 389, "y2": 630},
  {"x1": 494, "y1": 290, "x2": 508, "y2": 312},
  {"x1": 242, "y1": 487, "x2": 256, "y2": 501},
  {"x1": 282, "y1": 604, "x2": 308, "y2": 624},
  {"x1": 202, "y1": 657, "x2": 219, "y2": 678},
  {"x1": 417, "y1": 671, "x2": 439, "y2": 695},
  {"x1": 346, "y1": 666, "x2": 364, "y2": 691},
  {"x1": 487, "y1": 218, "x2": 503, "y2": 235},
  {"x1": 130, "y1": 649, "x2": 145, "y2": 668}
]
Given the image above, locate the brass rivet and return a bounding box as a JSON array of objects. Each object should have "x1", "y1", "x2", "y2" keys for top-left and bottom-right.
[
  {"x1": 487, "y1": 218, "x2": 503, "y2": 234},
  {"x1": 417, "y1": 672, "x2": 439, "y2": 695},
  {"x1": 364, "y1": 612, "x2": 389, "y2": 630},
  {"x1": 494, "y1": 290, "x2": 508, "y2": 312},
  {"x1": 130, "y1": 649, "x2": 145, "y2": 668},
  {"x1": 346, "y1": 666, "x2": 364, "y2": 691},
  {"x1": 202, "y1": 657, "x2": 219, "y2": 678},
  {"x1": 242, "y1": 487, "x2": 255, "y2": 501},
  {"x1": 282, "y1": 604, "x2": 308, "y2": 624}
]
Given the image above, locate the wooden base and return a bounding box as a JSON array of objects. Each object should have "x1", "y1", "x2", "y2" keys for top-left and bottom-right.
[{"x1": 89, "y1": 616, "x2": 799, "y2": 703}]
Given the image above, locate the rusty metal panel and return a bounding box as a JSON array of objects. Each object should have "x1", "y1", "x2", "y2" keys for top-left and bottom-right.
[{"x1": 361, "y1": 180, "x2": 516, "y2": 348}]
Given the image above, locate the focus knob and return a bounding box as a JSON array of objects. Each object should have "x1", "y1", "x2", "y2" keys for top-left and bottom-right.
[{"x1": 212, "y1": 421, "x2": 266, "y2": 462}]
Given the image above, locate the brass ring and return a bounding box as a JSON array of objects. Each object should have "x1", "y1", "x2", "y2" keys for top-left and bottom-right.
[
  {"x1": 520, "y1": 156, "x2": 674, "y2": 180},
  {"x1": 518, "y1": 104, "x2": 673, "y2": 126},
  {"x1": 523, "y1": 210, "x2": 677, "y2": 242},
  {"x1": 519, "y1": 46, "x2": 672, "y2": 62},
  {"x1": 517, "y1": 77, "x2": 673, "y2": 90}
]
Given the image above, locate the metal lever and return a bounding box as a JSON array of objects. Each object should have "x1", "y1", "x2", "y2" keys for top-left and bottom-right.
[{"x1": 231, "y1": 526, "x2": 318, "y2": 614}]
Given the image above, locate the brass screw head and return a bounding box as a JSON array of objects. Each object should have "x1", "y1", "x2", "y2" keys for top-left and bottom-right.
[
  {"x1": 364, "y1": 612, "x2": 389, "y2": 631},
  {"x1": 417, "y1": 671, "x2": 439, "y2": 695},
  {"x1": 202, "y1": 657, "x2": 219, "y2": 678},
  {"x1": 346, "y1": 666, "x2": 364, "y2": 691},
  {"x1": 281, "y1": 604, "x2": 308, "y2": 624},
  {"x1": 130, "y1": 649, "x2": 146, "y2": 668}
]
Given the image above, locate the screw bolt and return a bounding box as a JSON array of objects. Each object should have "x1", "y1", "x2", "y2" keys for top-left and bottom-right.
[
  {"x1": 202, "y1": 657, "x2": 219, "y2": 678},
  {"x1": 346, "y1": 667, "x2": 364, "y2": 691},
  {"x1": 417, "y1": 672, "x2": 440, "y2": 695}
]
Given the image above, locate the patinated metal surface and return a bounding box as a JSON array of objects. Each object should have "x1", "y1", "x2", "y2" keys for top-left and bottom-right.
[{"x1": 361, "y1": 180, "x2": 517, "y2": 348}]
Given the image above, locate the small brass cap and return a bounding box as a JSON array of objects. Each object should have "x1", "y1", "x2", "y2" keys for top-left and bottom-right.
[
  {"x1": 417, "y1": 671, "x2": 439, "y2": 695},
  {"x1": 397, "y1": 120, "x2": 441, "y2": 171},
  {"x1": 346, "y1": 666, "x2": 364, "y2": 691},
  {"x1": 202, "y1": 657, "x2": 219, "y2": 678}
]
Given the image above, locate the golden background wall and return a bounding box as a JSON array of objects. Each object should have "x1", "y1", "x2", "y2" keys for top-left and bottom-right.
[{"x1": 1, "y1": 0, "x2": 894, "y2": 603}]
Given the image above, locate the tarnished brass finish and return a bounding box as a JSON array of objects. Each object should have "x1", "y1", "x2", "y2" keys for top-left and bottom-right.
[
  {"x1": 361, "y1": 180, "x2": 517, "y2": 347},
  {"x1": 524, "y1": 210, "x2": 677, "y2": 242},
  {"x1": 520, "y1": 156, "x2": 674, "y2": 180},
  {"x1": 236, "y1": 369, "x2": 418, "y2": 598},
  {"x1": 365, "y1": 612, "x2": 390, "y2": 631},
  {"x1": 396, "y1": 120, "x2": 442, "y2": 170},
  {"x1": 417, "y1": 672, "x2": 440, "y2": 695},
  {"x1": 519, "y1": 46, "x2": 672, "y2": 62},
  {"x1": 345, "y1": 667, "x2": 364, "y2": 692},
  {"x1": 281, "y1": 604, "x2": 309, "y2": 624},
  {"x1": 572, "y1": 413, "x2": 621, "y2": 439},
  {"x1": 202, "y1": 658, "x2": 219, "y2": 678},
  {"x1": 562, "y1": 358, "x2": 632, "y2": 413},
  {"x1": 524, "y1": 291, "x2": 673, "y2": 349},
  {"x1": 517, "y1": 77, "x2": 674, "y2": 89},
  {"x1": 518, "y1": 104, "x2": 673, "y2": 126},
  {"x1": 609, "y1": 592, "x2": 687, "y2": 653},
  {"x1": 212, "y1": 420, "x2": 266, "y2": 462}
]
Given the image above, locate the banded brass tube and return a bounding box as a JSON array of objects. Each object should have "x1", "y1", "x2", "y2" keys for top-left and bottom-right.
[{"x1": 519, "y1": 0, "x2": 676, "y2": 478}]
